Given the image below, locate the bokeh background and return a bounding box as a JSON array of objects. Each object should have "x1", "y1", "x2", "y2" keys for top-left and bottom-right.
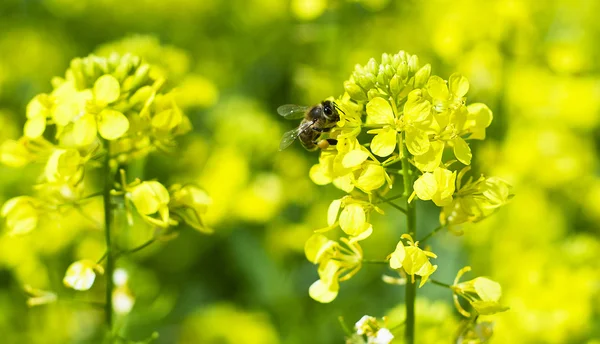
[{"x1": 0, "y1": 0, "x2": 599, "y2": 343}]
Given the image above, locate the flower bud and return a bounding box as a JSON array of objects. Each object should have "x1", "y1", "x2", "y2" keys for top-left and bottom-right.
[
  {"x1": 357, "y1": 73, "x2": 375, "y2": 91},
  {"x1": 414, "y1": 64, "x2": 432, "y2": 88},
  {"x1": 69, "y1": 58, "x2": 87, "y2": 89},
  {"x1": 408, "y1": 54, "x2": 420, "y2": 73},
  {"x1": 344, "y1": 80, "x2": 368, "y2": 101}
]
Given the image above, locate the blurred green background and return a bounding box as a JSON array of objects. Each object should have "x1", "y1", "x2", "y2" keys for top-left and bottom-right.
[{"x1": 0, "y1": 0, "x2": 598, "y2": 343}]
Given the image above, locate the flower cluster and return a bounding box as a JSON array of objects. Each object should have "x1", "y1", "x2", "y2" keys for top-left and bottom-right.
[
  {"x1": 0, "y1": 53, "x2": 211, "y2": 326},
  {"x1": 302, "y1": 50, "x2": 512, "y2": 341}
]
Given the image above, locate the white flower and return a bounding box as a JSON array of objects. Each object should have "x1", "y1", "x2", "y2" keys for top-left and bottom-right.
[{"x1": 368, "y1": 328, "x2": 394, "y2": 344}]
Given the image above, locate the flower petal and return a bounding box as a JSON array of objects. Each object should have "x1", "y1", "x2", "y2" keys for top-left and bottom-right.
[
  {"x1": 427, "y1": 76, "x2": 449, "y2": 100},
  {"x1": 389, "y1": 241, "x2": 406, "y2": 269},
  {"x1": 98, "y1": 109, "x2": 129, "y2": 140},
  {"x1": 355, "y1": 164, "x2": 386, "y2": 191},
  {"x1": 366, "y1": 97, "x2": 395, "y2": 125},
  {"x1": 24, "y1": 116, "x2": 46, "y2": 138},
  {"x1": 94, "y1": 74, "x2": 121, "y2": 104},
  {"x1": 342, "y1": 149, "x2": 369, "y2": 168},
  {"x1": 405, "y1": 127, "x2": 430, "y2": 156},
  {"x1": 339, "y1": 203, "x2": 366, "y2": 236},
  {"x1": 449, "y1": 73, "x2": 469, "y2": 98},
  {"x1": 413, "y1": 141, "x2": 444, "y2": 172},
  {"x1": 370, "y1": 128, "x2": 397, "y2": 157},
  {"x1": 308, "y1": 279, "x2": 339, "y2": 303},
  {"x1": 453, "y1": 136, "x2": 472, "y2": 165},
  {"x1": 327, "y1": 199, "x2": 342, "y2": 227},
  {"x1": 414, "y1": 172, "x2": 437, "y2": 201},
  {"x1": 73, "y1": 114, "x2": 98, "y2": 146}
]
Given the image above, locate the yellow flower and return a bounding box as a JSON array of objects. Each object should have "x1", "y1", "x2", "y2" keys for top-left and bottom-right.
[
  {"x1": 412, "y1": 167, "x2": 456, "y2": 207},
  {"x1": 44, "y1": 148, "x2": 85, "y2": 185},
  {"x1": 71, "y1": 74, "x2": 130, "y2": 145},
  {"x1": 24, "y1": 94, "x2": 52, "y2": 139},
  {"x1": 388, "y1": 234, "x2": 437, "y2": 287},
  {"x1": 73, "y1": 109, "x2": 129, "y2": 146},
  {"x1": 427, "y1": 73, "x2": 469, "y2": 113},
  {"x1": 304, "y1": 234, "x2": 362, "y2": 303},
  {"x1": 63, "y1": 260, "x2": 104, "y2": 291},
  {"x1": 323, "y1": 197, "x2": 381, "y2": 242},
  {"x1": 1, "y1": 196, "x2": 43, "y2": 236},
  {"x1": 310, "y1": 136, "x2": 390, "y2": 194},
  {"x1": 150, "y1": 93, "x2": 191, "y2": 136},
  {"x1": 451, "y1": 266, "x2": 508, "y2": 317},
  {"x1": 309, "y1": 150, "x2": 337, "y2": 185},
  {"x1": 51, "y1": 79, "x2": 93, "y2": 127},
  {"x1": 169, "y1": 184, "x2": 212, "y2": 233},
  {"x1": 461, "y1": 103, "x2": 493, "y2": 140},
  {"x1": 0, "y1": 138, "x2": 36, "y2": 167},
  {"x1": 403, "y1": 89, "x2": 435, "y2": 156},
  {"x1": 440, "y1": 167, "x2": 512, "y2": 227},
  {"x1": 127, "y1": 180, "x2": 172, "y2": 228}
]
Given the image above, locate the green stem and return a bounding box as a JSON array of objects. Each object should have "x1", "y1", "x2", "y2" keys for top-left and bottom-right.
[
  {"x1": 338, "y1": 316, "x2": 352, "y2": 336},
  {"x1": 122, "y1": 238, "x2": 156, "y2": 255},
  {"x1": 418, "y1": 224, "x2": 444, "y2": 244},
  {"x1": 402, "y1": 137, "x2": 417, "y2": 344},
  {"x1": 373, "y1": 193, "x2": 404, "y2": 204},
  {"x1": 430, "y1": 279, "x2": 452, "y2": 289},
  {"x1": 102, "y1": 141, "x2": 115, "y2": 332},
  {"x1": 375, "y1": 194, "x2": 407, "y2": 214}
]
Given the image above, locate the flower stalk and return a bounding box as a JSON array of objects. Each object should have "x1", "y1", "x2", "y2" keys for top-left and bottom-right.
[
  {"x1": 402, "y1": 142, "x2": 417, "y2": 344},
  {"x1": 102, "y1": 140, "x2": 115, "y2": 331}
]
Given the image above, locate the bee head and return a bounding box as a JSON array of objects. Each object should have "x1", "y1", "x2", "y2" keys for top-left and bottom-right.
[{"x1": 321, "y1": 100, "x2": 340, "y2": 121}]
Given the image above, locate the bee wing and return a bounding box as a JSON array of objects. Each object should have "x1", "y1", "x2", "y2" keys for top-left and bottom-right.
[
  {"x1": 279, "y1": 127, "x2": 302, "y2": 151},
  {"x1": 279, "y1": 120, "x2": 314, "y2": 151},
  {"x1": 277, "y1": 104, "x2": 310, "y2": 119}
]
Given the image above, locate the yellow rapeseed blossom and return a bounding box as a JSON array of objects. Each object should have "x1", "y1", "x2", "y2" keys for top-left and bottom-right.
[
  {"x1": 1, "y1": 196, "x2": 44, "y2": 236},
  {"x1": 0, "y1": 137, "x2": 52, "y2": 167},
  {"x1": 440, "y1": 167, "x2": 512, "y2": 227},
  {"x1": 321, "y1": 197, "x2": 383, "y2": 242},
  {"x1": 451, "y1": 266, "x2": 508, "y2": 317},
  {"x1": 305, "y1": 234, "x2": 363, "y2": 303},
  {"x1": 168, "y1": 184, "x2": 212, "y2": 233},
  {"x1": 44, "y1": 148, "x2": 85, "y2": 185},
  {"x1": 126, "y1": 180, "x2": 172, "y2": 228},
  {"x1": 388, "y1": 234, "x2": 437, "y2": 287},
  {"x1": 412, "y1": 167, "x2": 456, "y2": 206}
]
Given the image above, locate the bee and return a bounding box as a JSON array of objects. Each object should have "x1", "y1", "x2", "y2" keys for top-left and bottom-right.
[{"x1": 278, "y1": 100, "x2": 343, "y2": 151}]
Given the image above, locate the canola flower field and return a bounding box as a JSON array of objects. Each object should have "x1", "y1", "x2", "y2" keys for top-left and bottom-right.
[{"x1": 0, "y1": 1, "x2": 598, "y2": 343}]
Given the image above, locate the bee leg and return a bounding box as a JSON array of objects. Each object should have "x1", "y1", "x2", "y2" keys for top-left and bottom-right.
[{"x1": 326, "y1": 139, "x2": 337, "y2": 146}]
